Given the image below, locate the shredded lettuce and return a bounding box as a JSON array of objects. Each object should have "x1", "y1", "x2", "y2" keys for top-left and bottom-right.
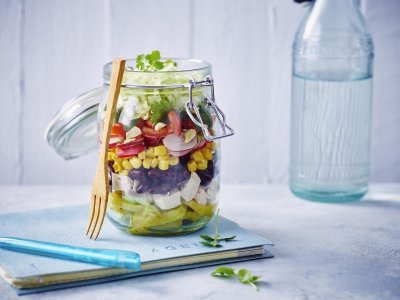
[{"x1": 117, "y1": 51, "x2": 209, "y2": 123}]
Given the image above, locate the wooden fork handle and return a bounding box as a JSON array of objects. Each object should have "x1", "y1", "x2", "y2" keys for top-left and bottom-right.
[{"x1": 99, "y1": 58, "x2": 126, "y2": 179}]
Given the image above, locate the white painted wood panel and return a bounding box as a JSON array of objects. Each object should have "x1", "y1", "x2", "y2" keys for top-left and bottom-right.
[
  {"x1": 192, "y1": 0, "x2": 305, "y2": 184},
  {"x1": 108, "y1": 0, "x2": 191, "y2": 59},
  {"x1": 364, "y1": 0, "x2": 400, "y2": 183},
  {"x1": 0, "y1": 0, "x2": 22, "y2": 184},
  {"x1": 0, "y1": 0, "x2": 399, "y2": 185},
  {"x1": 264, "y1": 0, "x2": 304, "y2": 184},
  {"x1": 21, "y1": 0, "x2": 108, "y2": 184},
  {"x1": 192, "y1": 0, "x2": 273, "y2": 183}
]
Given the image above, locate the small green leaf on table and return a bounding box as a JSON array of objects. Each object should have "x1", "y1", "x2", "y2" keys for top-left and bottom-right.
[
  {"x1": 210, "y1": 266, "x2": 261, "y2": 291},
  {"x1": 211, "y1": 266, "x2": 235, "y2": 278},
  {"x1": 237, "y1": 269, "x2": 262, "y2": 291}
]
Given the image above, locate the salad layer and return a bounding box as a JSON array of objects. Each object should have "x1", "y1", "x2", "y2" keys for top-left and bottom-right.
[{"x1": 102, "y1": 53, "x2": 219, "y2": 235}]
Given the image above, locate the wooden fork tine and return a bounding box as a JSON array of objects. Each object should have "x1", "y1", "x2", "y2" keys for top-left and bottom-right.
[
  {"x1": 85, "y1": 194, "x2": 96, "y2": 235},
  {"x1": 87, "y1": 195, "x2": 100, "y2": 238},
  {"x1": 92, "y1": 196, "x2": 107, "y2": 240}
]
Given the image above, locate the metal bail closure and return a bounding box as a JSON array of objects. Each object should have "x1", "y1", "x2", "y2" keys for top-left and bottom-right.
[{"x1": 185, "y1": 76, "x2": 234, "y2": 141}]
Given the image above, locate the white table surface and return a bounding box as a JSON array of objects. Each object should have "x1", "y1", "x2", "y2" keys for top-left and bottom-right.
[{"x1": 0, "y1": 184, "x2": 399, "y2": 300}]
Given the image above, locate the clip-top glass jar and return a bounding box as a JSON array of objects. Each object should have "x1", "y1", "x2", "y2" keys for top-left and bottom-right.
[{"x1": 46, "y1": 58, "x2": 234, "y2": 236}]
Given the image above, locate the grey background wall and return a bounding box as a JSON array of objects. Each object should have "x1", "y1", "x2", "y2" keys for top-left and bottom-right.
[{"x1": 0, "y1": 0, "x2": 399, "y2": 185}]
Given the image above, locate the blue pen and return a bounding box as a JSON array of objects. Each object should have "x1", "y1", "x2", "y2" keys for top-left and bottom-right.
[{"x1": 0, "y1": 237, "x2": 140, "y2": 270}]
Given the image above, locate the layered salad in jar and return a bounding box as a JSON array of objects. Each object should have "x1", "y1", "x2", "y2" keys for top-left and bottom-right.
[{"x1": 102, "y1": 52, "x2": 219, "y2": 235}]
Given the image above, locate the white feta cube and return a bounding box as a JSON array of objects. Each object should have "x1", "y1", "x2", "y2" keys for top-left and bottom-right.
[
  {"x1": 206, "y1": 180, "x2": 219, "y2": 204},
  {"x1": 181, "y1": 172, "x2": 201, "y2": 201},
  {"x1": 154, "y1": 191, "x2": 182, "y2": 210},
  {"x1": 112, "y1": 173, "x2": 135, "y2": 192},
  {"x1": 194, "y1": 187, "x2": 207, "y2": 205}
]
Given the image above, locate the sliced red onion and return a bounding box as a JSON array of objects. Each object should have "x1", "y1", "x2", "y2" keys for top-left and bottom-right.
[
  {"x1": 163, "y1": 134, "x2": 197, "y2": 152},
  {"x1": 168, "y1": 148, "x2": 193, "y2": 157}
]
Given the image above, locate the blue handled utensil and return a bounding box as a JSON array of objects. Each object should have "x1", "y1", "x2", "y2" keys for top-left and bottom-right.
[{"x1": 0, "y1": 237, "x2": 140, "y2": 270}]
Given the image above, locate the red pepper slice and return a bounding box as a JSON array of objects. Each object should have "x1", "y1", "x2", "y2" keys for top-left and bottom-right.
[
  {"x1": 117, "y1": 136, "x2": 145, "y2": 149},
  {"x1": 108, "y1": 136, "x2": 124, "y2": 149},
  {"x1": 142, "y1": 126, "x2": 170, "y2": 138},
  {"x1": 117, "y1": 144, "x2": 146, "y2": 158}
]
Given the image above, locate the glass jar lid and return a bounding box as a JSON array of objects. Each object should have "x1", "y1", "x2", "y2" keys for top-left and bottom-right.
[{"x1": 45, "y1": 87, "x2": 104, "y2": 160}]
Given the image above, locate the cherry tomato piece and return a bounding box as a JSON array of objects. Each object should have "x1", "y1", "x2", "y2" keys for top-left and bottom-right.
[{"x1": 110, "y1": 123, "x2": 126, "y2": 139}]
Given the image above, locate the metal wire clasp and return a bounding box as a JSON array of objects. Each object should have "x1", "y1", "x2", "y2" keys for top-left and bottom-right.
[{"x1": 185, "y1": 76, "x2": 234, "y2": 141}]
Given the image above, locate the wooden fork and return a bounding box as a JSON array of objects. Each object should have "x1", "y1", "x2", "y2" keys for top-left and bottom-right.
[{"x1": 86, "y1": 58, "x2": 126, "y2": 240}]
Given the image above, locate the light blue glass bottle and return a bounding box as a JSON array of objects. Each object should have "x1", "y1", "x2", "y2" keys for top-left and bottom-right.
[{"x1": 290, "y1": 0, "x2": 374, "y2": 202}]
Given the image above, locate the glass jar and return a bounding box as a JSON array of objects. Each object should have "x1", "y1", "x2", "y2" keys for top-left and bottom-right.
[{"x1": 46, "y1": 58, "x2": 233, "y2": 236}]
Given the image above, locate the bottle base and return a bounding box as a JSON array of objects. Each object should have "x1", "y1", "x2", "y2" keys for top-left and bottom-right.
[{"x1": 290, "y1": 184, "x2": 368, "y2": 203}]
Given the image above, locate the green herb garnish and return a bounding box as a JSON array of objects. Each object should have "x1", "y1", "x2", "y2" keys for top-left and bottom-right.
[
  {"x1": 150, "y1": 97, "x2": 173, "y2": 124},
  {"x1": 211, "y1": 266, "x2": 236, "y2": 278},
  {"x1": 211, "y1": 266, "x2": 261, "y2": 291},
  {"x1": 199, "y1": 210, "x2": 236, "y2": 247},
  {"x1": 237, "y1": 269, "x2": 262, "y2": 291},
  {"x1": 136, "y1": 50, "x2": 177, "y2": 71}
]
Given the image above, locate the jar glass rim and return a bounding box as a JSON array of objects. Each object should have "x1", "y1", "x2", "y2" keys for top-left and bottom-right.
[{"x1": 103, "y1": 58, "x2": 212, "y2": 81}]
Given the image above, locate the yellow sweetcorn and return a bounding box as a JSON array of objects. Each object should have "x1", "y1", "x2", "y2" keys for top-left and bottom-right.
[
  {"x1": 146, "y1": 147, "x2": 155, "y2": 158},
  {"x1": 158, "y1": 160, "x2": 169, "y2": 171},
  {"x1": 205, "y1": 141, "x2": 217, "y2": 151},
  {"x1": 129, "y1": 157, "x2": 142, "y2": 169},
  {"x1": 122, "y1": 159, "x2": 133, "y2": 170},
  {"x1": 187, "y1": 160, "x2": 197, "y2": 172},
  {"x1": 138, "y1": 150, "x2": 146, "y2": 160},
  {"x1": 120, "y1": 170, "x2": 129, "y2": 176},
  {"x1": 143, "y1": 158, "x2": 152, "y2": 169},
  {"x1": 107, "y1": 151, "x2": 116, "y2": 161},
  {"x1": 168, "y1": 156, "x2": 179, "y2": 166},
  {"x1": 201, "y1": 148, "x2": 213, "y2": 160},
  {"x1": 114, "y1": 156, "x2": 123, "y2": 164},
  {"x1": 154, "y1": 145, "x2": 167, "y2": 156},
  {"x1": 151, "y1": 158, "x2": 159, "y2": 168},
  {"x1": 158, "y1": 155, "x2": 169, "y2": 162},
  {"x1": 197, "y1": 159, "x2": 208, "y2": 171},
  {"x1": 190, "y1": 151, "x2": 204, "y2": 163},
  {"x1": 113, "y1": 161, "x2": 123, "y2": 173}
]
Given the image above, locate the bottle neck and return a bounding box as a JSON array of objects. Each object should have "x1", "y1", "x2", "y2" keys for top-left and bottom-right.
[
  {"x1": 313, "y1": 0, "x2": 360, "y2": 14},
  {"x1": 303, "y1": 0, "x2": 367, "y2": 39},
  {"x1": 293, "y1": 0, "x2": 373, "y2": 80}
]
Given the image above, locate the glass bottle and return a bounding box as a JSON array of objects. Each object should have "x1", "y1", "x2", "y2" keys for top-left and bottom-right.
[{"x1": 290, "y1": 0, "x2": 374, "y2": 202}]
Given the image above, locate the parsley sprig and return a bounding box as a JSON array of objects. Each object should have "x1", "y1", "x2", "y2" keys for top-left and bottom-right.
[
  {"x1": 199, "y1": 210, "x2": 236, "y2": 247},
  {"x1": 136, "y1": 50, "x2": 177, "y2": 71},
  {"x1": 150, "y1": 97, "x2": 172, "y2": 124},
  {"x1": 211, "y1": 266, "x2": 262, "y2": 291}
]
